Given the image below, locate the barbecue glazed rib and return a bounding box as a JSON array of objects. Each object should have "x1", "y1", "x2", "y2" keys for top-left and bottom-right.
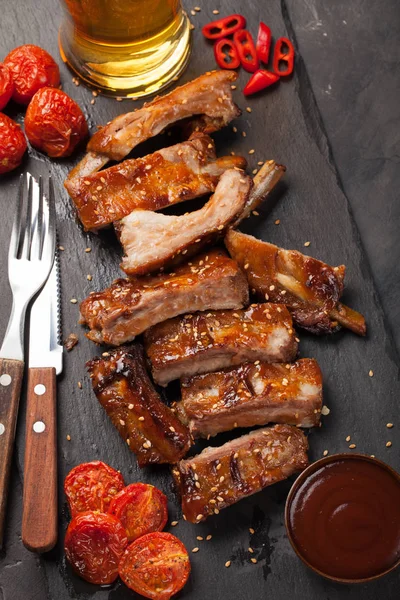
[
  {"x1": 64, "y1": 135, "x2": 247, "y2": 231},
  {"x1": 68, "y1": 70, "x2": 241, "y2": 180},
  {"x1": 80, "y1": 249, "x2": 249, "y2": 346},
  {"x1": 225, "y1": 230, "x2": 366, "y2": 335},
  {"x1": 177, "y1": 358, "x2": 323, "y2": 438},
  {"x1": 144, "y1": 304, "x2": 298, "y2": 386},
  {"x1": 86, "y1": 345, "x2": 192, "y2": 467},
  {"x1": 118, "y1": 169, "x2": 252, "y2": 276},
  {"x1": 172, "y1": 424, "x2": 308, "y2": 522}
]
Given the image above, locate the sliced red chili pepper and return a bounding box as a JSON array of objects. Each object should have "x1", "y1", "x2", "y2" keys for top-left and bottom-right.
[
  {"x1": 256, "y1": 22, "x2": 272, "y2": 64},
  {"x1": 233, "y1": 29, "x2": 259, "y2": 73},
  {"x1": 202, "y1": 14, "x2": 246, "y2": 40},
  {"x1": 273, "y1": 37, "x2": 295, "y2": 76},
  {"x1": 214, "y1": 38, "x2": 240, "y2": 70},
  {"x1": 243, "y1": 70, "x2": 280, "y2": 96}
]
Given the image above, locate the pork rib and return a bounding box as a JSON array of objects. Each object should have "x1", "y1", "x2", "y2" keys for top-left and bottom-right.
[
  {"x1": 225, "y1": 229, "x2": 366, "y2": 335},
  {"x1": 79, "y1": 249, "x2": 249, "y2": 346},
  {"x1": 68, "y1": 70, "x2": 241, "y2": 180},
  {"x1": 172, "y1": 424, "x2": 308, "y2": 523},
  {"x1": 144, "y1": 303, "x2": 298, "y2": 386},
  {"x1": 177, "y1": 358, "x2": 323, "y2": 438},
  {"x1": 117, "y1": 169, "x2": 252, "y2": 276},
  {"x1": 64, "y1": 134, "x2": 246, "y2": 231},
  {"x1": 86, "y1": 344, "x2": 192, "y2": 467}
]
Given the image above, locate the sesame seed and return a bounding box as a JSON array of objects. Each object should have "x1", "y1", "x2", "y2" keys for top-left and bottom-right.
[
  {"x1": 190, "y1": 23, "x2": 195, "y2": 30},
  {"x1": 250, "y1": 558, "x2": 258, "y2": 564},
  {"x1": 386, "y1": 441, "x2": 392, "y2": 447},
  {"x1": 323, "y1": 450, "x2": 329, "y2": 456},
  {"x1": 195, "y1": 482, "x2": 201, "y2": 489},
  {"x1": 216, "y1": 463, "x2": 222, "y2": 471},
  {"x1": 85, "y1": 247, "x2": 91, "y2": 253},
  {"x1": 252, "y1": 169, "x2": 258, "y2": 175},
  {"x1": 249, "y1": 528, "x2": 255, "y2": 534},
  {"x1": 102, "y1": 352, "x2": 110, "y2": 357},
  {"x1": 66, "y1": 434, "x2": 71, "y2": 441},
  {"x1": 225, "y1": 561, "x2": 231, "y2": 568},
  {"x1": 128, "y1": 404, "x2": 134, "y2": 409},
  {"x1": 248, "y1": 149, "x2": 255, "y2": 155},
  {"x1": 275, "y1": 219, "x2": 280, "y2": 225},
  {"x1": 369, "y1": 370, "x2": 374, "y2": 377},
  {"x1": 242, "y1": 131, "x2": 247, "y2": 137},
  {"x1": 194, "y1": 6, "x2": 201, "y2": 11},
  {"x1": 196, "y1": 514, "x2": 203, "y2": 521},
  {"x1": 58, "y1": 245, "x2": 65, "y2": 251},
  {"x1": 190, "y1": 9, "x2": 196, "y2": 15},
  {"x1": 349, "y1": 443, "x2": 356, "y2": 449},
  {"x1": 246, "y1": 107, "x2": 252, "y2": 113},
  {"x1": 321, "y1": 405, "x2": 330, "y2": 416},
  {"x1": 87, "y1": 274, "x2": 92, "y2": 281},
  {"x1": 77, "y1": 381, "x2": 82, "y2": 389},
  {"x1": 258, "y1": 161, "x2": 264, "y2": 166},
  {"x1": 387, "y1": 423, "x2": 394, "y2": 428},
  {"x1": 138, "y1": 416, "x2": 145, "y2": 421},
  {"x1": 269, "y1": 285, "x2": 275, "y2": 291},
  {"x1": 248, "y1": 547, "x2": 254, "y2": 553},
  {"x1": 213, "y1": 9, "x2": 220, "y2": 14},
  {"x1": 206, "y1": 535, "x2": 212, "y2": 541},
  {"x1": 192, "y1": 547, "x2": 199, "y2": 553},
  {"x1": 197, "y1": 536, "x2": 203, "y2": 541},
  {"x1": 220, "y1": 476, "x2": 225, "y2": 483},
  {"x1": 70, "y1": 298, "x2": 77, "y2": 304},
  {"x1": 346, "y1": 435, "x2": 351, "y2": 442},
  {"x1": 90, "y1": 99, "x2": 96, "y2": 105},
  {"x1": 116, "y1": 97, "x2": 123, "y2": 102},
  {"x1": 304, "y1": 241, "x2": 311, "y2": 247},
  {"x1": 171, "y1": 521, "x2": 178, "y2": 526},
  {"x1": 214, "y1": 508, "x2": 220, "y2": 514},
  {"x1": 252, "y1": 210, "x2": 259, "y2": 216},
  {"x1": 120, "y1": 419, "x2": 125, "y2": 426},
  {"x1": 231, "y1": 85, "x2": 237, "y2": 90}
]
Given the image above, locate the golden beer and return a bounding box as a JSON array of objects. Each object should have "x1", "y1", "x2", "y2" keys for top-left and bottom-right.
[{"x1": 58, "y1": 0, "x2": 191, "y2": 97}]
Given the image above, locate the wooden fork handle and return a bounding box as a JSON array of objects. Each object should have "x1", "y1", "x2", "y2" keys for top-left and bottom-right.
[
  {"x1": 0, "y1": 358, "x2": 24, "y2": 549},
  {"x1": 22, "y1": 367, "x2": 57, "y2": 553}
]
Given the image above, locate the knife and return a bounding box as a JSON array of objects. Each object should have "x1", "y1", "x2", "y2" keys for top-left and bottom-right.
[{"x1": 22, "y1": 251, "x2": 62, "y2": 553}]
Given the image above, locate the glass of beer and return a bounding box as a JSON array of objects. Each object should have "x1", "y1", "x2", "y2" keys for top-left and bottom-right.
[{"x1": 58, "y1": 0, "x2": 192, "y2": 98}]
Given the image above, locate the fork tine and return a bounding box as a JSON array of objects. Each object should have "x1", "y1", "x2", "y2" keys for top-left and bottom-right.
[
  {"x1": 30, "y1": 176, "x2": 44, "y2": 261},
  {"x1": 20, "y1": 174, "x2": 34, "y2": 260},
  {"x1": 41, "y1": 176, "x2": 56, "y2": 269},
  {"x1": 8, "y1": 174, "x2": 25, "y2": 261}
]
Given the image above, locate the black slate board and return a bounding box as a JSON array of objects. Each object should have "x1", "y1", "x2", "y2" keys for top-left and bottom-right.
[{"x1": 0, "y1": 1, "x2": 399, "y2": 599}]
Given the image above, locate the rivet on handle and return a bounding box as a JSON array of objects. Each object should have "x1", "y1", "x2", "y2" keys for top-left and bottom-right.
[
  {"x1": 34, "y1": 384, "x2": 46, "y2": 396},
  {"x1": 0, "y1": 423, "x2": 5, "y2": 435},
  {"x1": 33, "y1": 421, "x2": 46, "y2": 433},
  {"x1": 0, "y1": 374, "x2": 12, "y2": 386}
]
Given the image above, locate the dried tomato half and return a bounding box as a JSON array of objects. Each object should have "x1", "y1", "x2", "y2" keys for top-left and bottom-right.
[
  {"x1": 0, "y1": 63, "x2": 14, "y2": 111},
  {"x1": 0, "y1": 114, "x2": 27, "y2": 175},
  {"x1": 109, "y1": 483, "x2": 168, "y2": 542},
  {"x1": 4, "y1": 44, "x2": 60, "y2": 105},
  {"x1": 119, "y1": 532, "x2": 190, "y2": 600},
  {"x1": 65, "y1": 511, "x2": 128, "y2": 585},
  {"x1": 25, "y1": 87, "x2": 88, "y2": 158},
  {"x1": 64, "y1": 461, "x2": 125, "y2": 517}
]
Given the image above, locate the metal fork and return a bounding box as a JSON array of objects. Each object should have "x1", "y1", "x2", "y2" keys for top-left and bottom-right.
[{"x1": 0, "y1": 173, "x2": 56, "y2": 548}]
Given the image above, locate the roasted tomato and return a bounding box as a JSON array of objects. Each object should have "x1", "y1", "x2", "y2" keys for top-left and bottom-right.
[
  {"x1": 4, "y1": 44, "x2": 60, "y2": 105},
  {"x1": 24, "y1": 87, "x2": 88, "y2": 158},
  {"x1": 119, "y1": 532, "x2": 190, "y2": 600},
  {"x1": 65, "y1": 511, "x2": 128, "y2": 585},
  {"x1": 0, "y1": 114, "x2": 27, "y2": 175},
  {"x1": 64, "y1": 461, "x2": 125, "y2": 517},
  {"x1": 0, "y1": 64, "x2": 14, "y2": 111},
  {"x1": 109, "y1": 483, "x2": 168, "y2": 542}
]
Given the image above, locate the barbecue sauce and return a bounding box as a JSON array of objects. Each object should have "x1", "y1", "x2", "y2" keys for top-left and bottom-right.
[{"x1": 287, "y1": 457, "x2": 400, "y2": 580}]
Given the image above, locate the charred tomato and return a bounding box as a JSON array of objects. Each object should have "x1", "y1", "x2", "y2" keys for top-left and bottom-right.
[
  {"x1": 65, "y1": 511, "x2": 128, "y2": 584},
  {"x1": 119, "y1": 532, "x2": 190, "y2": 599},
  {"x1": 0, "y1": 113, "x2": 27, "y2": 175},
  {"x1": 109, "y1": 483, "x2": 168, "y2": 542},
  {"x1": 25, "y1": 87, "x2": 88, "y2": 158},
  {"x1": 4, "y1": 44, "x2": 60, "y2": 105},
  {"x1": 64, "y1": 460, "x2": 125, "y2": 517}
]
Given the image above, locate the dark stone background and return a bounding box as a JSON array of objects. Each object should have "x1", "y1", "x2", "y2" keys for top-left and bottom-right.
[{"x1": 0, "y1": 1, "x2": 399, "y2": 599}]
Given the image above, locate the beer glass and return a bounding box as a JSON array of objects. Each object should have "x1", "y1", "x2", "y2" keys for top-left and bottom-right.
[{"x1": 58, "y1": 0, "x2": 192, "y2": 97}]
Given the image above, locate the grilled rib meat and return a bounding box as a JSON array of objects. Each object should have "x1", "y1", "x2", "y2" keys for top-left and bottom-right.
[
  {"x1": 80, "y1": 249, "x2": 249, "y2": 346},
  {"x1": 86, "y1": 345, "x2": 192, "y2": 467},
  {"x1": 118, "y1": 169, "x2": 252, "y2": 276},
  {"x1": 225, "y1": 230, "x2": 366, "y2": 335},
  {"x1": 177, "y1": 358, "x2": 322, "y2": 438},
  {"x1": 144, "y1": 304, "x2": 298, "y2": 386},
  {"x1": 65, "y1": 135, "x2": 246, "y2": 231},
  {"x1": 172, "y1": 424, "x2": 309, "y2": 522},
  {"x1": 68, "y1": 70, "x2": 241, "y2": 180}
]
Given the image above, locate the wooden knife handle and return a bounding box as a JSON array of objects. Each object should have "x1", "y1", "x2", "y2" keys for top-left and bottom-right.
[
  {"x1": 22, "y1": 367, "x2": 57, "y2": 553},
  {"x1": 0, "y1": 357, "x2": 24, "y2": 549}
]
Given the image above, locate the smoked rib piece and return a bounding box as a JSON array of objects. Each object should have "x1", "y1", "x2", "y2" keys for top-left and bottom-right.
[
  {"x1": 64, "y1": 134, "x2": 246, "y2": 231},
  {"x1": 177, "y1": 358, "x2": 323, "y2": 438},
  {"x1": 144, "y1": 304, "x2": 298, "y2": 386},
  {"x1": 172, "y1": 424, "x2": 309, "y2": 523},
  {"x1": 117, "y1": 169, "x2": 252, "y2": 276},
  {"x1": 80, "y1": 249, "x2": 249, "y2": 346},
  {"x1": 86, "y1": 345, "x2": 192, "y2": 467},
  {"x1": 225, "y1": 229, "x2": 366, "y2": 335},
  {"x1": 68, "y1": 70, "x2": 241, "y2": 180}
]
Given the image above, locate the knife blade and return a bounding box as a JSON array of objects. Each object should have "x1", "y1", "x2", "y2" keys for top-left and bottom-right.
[{"x1": 22, "y1": 249, "x2": 62, "y2": 553}]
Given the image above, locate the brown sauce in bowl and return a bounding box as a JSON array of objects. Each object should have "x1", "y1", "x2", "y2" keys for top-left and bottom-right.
[{"x1": 286, "y1": 455, "x2": 400, "y2": 581}]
